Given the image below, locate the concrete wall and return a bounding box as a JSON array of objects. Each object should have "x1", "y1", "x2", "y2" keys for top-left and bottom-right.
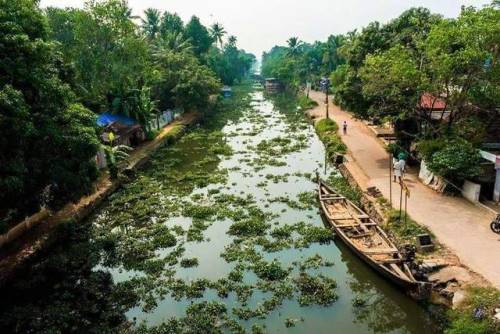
[{"x1": 461, "y1": 180, "x2": 481, "y2": 202}]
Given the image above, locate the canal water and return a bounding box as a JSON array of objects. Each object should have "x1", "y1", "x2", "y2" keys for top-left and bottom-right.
[{"x1": 0, "y1": 84, "x2": 441, "y2": 333}]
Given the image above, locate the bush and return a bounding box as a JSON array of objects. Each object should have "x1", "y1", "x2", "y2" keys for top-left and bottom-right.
[
  {"x1": 424, "y1": 139, "x2": 481, "y2": 181},
  {"x1": 164, "y1": 124, "x2": 186, "y2": 145},
  {"x1": 297, "y1": 94, "x2": 318, "y2": 111},
  {"x1": 327, "y1": 174, "x2": 362, "y2": 206},
  {"x1": 384, "y1": 209, "x2": 433, "y2": 246},
  {"x1": 315, "y1": 119, "x2": 347, "y2": 156},
  {"x1": 417, "y1": 139, "x2": 446, "y2": 161}
]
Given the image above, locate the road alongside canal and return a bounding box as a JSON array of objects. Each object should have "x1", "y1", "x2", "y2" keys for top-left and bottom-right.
[{"x1": 307, "y1": 90, "x2": 500, "y2": 289}]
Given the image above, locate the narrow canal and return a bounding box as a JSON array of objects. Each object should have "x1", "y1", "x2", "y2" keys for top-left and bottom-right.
[{"x1": 0, "y1": 84, "x2": 441, "y2": 333}]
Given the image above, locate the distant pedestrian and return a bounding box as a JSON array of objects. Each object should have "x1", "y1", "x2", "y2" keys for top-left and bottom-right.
[
  {"x1": 399, "y1": 158, "x2": 406, "y2": 178},
  {"x1": 394, "y1": 159, "x2": 403, "y2": 183},
  {"x1": 342, "y1": 120, "x2": 347, "y2": 135},
  {"x1": 392, "y1": 156, "x2": 398, "y2": 182}
]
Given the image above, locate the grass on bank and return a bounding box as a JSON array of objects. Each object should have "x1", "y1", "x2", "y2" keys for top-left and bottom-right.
[
  {"x1": 164, "y1": 124, "x2": 186, "y2": 145},
  {"x1": 297, "y1": 94, "x2": 318, "y2": 112},
  {"x1": 445, "y1": 286, "x2": 500, "y2": 334},
  {"x1": 382, "y1": 209, "x2": 434, "y2": 248},
  {"x1": 314, "y1": 118, "x2": 347, "y2": 158}
]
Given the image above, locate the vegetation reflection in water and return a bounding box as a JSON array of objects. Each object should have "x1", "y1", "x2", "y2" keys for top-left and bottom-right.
[{"x1": 0, "y1": 84, "x2": 441, "y2": 333}]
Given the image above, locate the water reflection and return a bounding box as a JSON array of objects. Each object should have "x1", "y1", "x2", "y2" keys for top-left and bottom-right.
[
  {"x1": 0, "y1": 222, "x2": 129, "y2": 333},
  {"x1": 334, "y1": 239, "x2": 440, "y2": 334}
]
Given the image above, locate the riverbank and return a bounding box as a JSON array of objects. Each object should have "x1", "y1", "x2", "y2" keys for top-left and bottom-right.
[
  {"x1": 306, "y1": 90, "x2": 499, "y2": 332},
  {"x1": 0, "y1": 111, "x2": 201, "y2": 285}
]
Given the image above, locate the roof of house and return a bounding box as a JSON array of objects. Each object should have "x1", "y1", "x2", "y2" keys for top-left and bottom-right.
[
  {"x1": 96, "y1": 112, "x2": 137, "y2": 127},
  {"x1": 101, "y1": 121, "x2": 142, "y2": 143},
  {"x1": 420, "y1": 93, "x2": 446, "y2": 110}
]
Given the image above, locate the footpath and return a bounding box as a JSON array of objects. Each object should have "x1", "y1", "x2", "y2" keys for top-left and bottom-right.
[
  {"x1": 0, "y1": 112, "x2": 199, "y2": 283},
  {"x1": 308, "y1": 90, "x2": 500, "y2": 289}
]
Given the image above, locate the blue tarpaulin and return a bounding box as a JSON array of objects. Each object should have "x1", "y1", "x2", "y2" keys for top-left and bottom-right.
[{"x1": 96, "y1": 112, "x2": 137, "y2": 127}]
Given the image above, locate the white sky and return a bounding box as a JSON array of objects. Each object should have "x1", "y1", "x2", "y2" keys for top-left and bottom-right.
[{"x1": 40, "y1": 0, "x2": 492, "y2": 57}]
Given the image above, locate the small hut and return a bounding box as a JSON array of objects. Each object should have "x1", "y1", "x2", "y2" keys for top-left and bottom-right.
[
  {"x1": 96, "y1": 113, "x2": 145, "y2": 147},
  {"x1": 265, "y1": 78, "x2": 281, "y2": 93}
]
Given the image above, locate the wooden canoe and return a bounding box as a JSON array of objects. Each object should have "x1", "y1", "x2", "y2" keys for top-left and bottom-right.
[{"x1": 318, "y1": 178, "x2": 420, "y2": 290}]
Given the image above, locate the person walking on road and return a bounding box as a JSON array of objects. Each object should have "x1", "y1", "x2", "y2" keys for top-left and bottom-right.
[
  {"x1": 394, "y1": 160, "x2": 403, "y2": 183},
  {"x1": 393, "y1": 157, "x2": 406, "y2": 183},
  {"x1": 392, "y1": 156, "x2": 398, "y2": 182},
  {"x1": 342, "y1": 120, "x2": 347, "y2": 135}
]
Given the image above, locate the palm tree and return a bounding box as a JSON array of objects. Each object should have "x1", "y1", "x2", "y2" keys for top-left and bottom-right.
[
  {"x1": 210, "y1": 22, "x2": 226, "y2": 48},
  {"x1": 142, "y1": 8, "x2": 161, "y2": 39},
  {"x1": 286, "y1": 37, "x2": 302, "y2": 56},
  {"x1": 104, "y1": 144, "x2": 132, "y2": 179},
  {"x1": 153, "y1": 32, "x2": 193, "y2": 56},
  {"x1": 227, "y1": 35, "x2": 237, "y2": 48}
]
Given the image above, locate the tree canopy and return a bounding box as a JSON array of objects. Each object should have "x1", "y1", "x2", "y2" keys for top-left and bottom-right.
[
  {"x1": 263, "y1": 3, "x2": 499, "y2": 182},
  {"x1": 1, "y1": 0, "x2": 255, "y2": 226},
  {"x1": 0, "y1": 0, "x2": 100, "y2": 223}
]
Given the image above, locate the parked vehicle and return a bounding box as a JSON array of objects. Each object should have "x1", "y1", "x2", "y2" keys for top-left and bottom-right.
[{"x1": 491, "y1": 214, "x2": 500, "y2": 234}]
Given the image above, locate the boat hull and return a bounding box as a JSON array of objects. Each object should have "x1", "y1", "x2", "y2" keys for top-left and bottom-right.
[{"x1": 317, "y1": 179, "x2": 419, "y2": 290}]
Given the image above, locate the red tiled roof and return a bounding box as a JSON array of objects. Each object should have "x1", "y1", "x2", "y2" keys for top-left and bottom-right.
[{"x1": 420, "y1": 92, "x2": 446, "y2": 110}]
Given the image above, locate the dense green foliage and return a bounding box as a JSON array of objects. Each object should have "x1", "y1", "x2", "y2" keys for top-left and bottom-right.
[
  {"x1": 314, "y1": 119, "x2": 347, "y2": 157},
  {"x1": 261, "y1": 34, "x2": 346, "y2": 91},
  {"x1": 264, "y1": 3, "x2": 499, "y2": 182},
  {"x1": 0, "y1": 0, "x2": 254, "y2": 226},
  {"x1": 0, "y1": 0, "x2": 100, "y2": 224}
]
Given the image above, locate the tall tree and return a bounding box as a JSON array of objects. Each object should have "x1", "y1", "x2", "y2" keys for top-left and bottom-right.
[
  {"x1": 286, "y1": 37, "x2": 302, "y2": 56},
  {"x1": 160, "y1": 11, "x2": 184, "y2": 37},
  {"x1": 423, "y1": 5, "x2": 499, "y2": 126},
  {"x1": 210, "y1": 22, "x2": 226, "y2": 48},
  {"x1": 141, "y1": 8, "x2": 161, "y2": 39},
  {"x1": 184, "y1": 16, "x2": 213, "y2": 57},
  {"x1": 0, "y1": 0, "x2": 100, "y2": 221},
  {"x1": 227, "y1": 35, "x2": 237, "y2": 47}
]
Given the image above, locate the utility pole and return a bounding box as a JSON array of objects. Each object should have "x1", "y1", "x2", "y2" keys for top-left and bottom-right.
[
  {"x1": 399, "y1": 180, "x2": 403, "y2": 222},
  {"x1": 320, "y1": 77, "x2": 330, "y2": 119},
  {"x1": 389, "y1": 153, "x2": 393, "y2": 206},
  {"x1": 325, "y1": 91, "x2": 329, "y2": 119}
]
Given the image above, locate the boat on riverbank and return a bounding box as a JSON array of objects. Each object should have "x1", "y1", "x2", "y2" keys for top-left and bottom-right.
[{"x1": 317, "y1": 178, "x2": 421, "y2": 290}]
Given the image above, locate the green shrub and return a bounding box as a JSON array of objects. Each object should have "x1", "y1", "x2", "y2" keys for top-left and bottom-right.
[
  {"x1": 297, "y1": 94, "x2": 318, "y2": 111},
  {"x1": 145, "y1": 129, "x2": 160, "y2": 141},
  {"x1": 417, "y1": 139, "x2": 446, "y2": 161},
  {"x1": 384, "y1": 209, "x2": 433, "y2": 246},
  {"x1": 424, "y1": 139, "x2": 481, "y2": 181},
  {"x1": 165, "y1": 124, "x2": 186, "y2": 145},
  {"x1": 327, "y1": 174, "x2": 362, "y2": 206},
  {"x1": 315, "y1": 118, "x2": 338, "y2": 134},
  {"x1": 315, "y1": 119, "x2": 346, "y2": 156}
]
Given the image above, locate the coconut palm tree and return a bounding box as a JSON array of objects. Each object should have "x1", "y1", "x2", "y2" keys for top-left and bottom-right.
[
  {"x1": 227, "y1": 35, "x2": 237, "y2": 48},
  {"x1": 210, "y1": 22, "x2": 226, "y2": 48},
  {"x1": 153, "y1": 32, "x2": 193, "y2": 56},
  {"x1": 142, "y1": 8, "x2": 161, "y2": 39},
  {"x1": 286, "y1": 37, "x2": 302, "y2": 56}
]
